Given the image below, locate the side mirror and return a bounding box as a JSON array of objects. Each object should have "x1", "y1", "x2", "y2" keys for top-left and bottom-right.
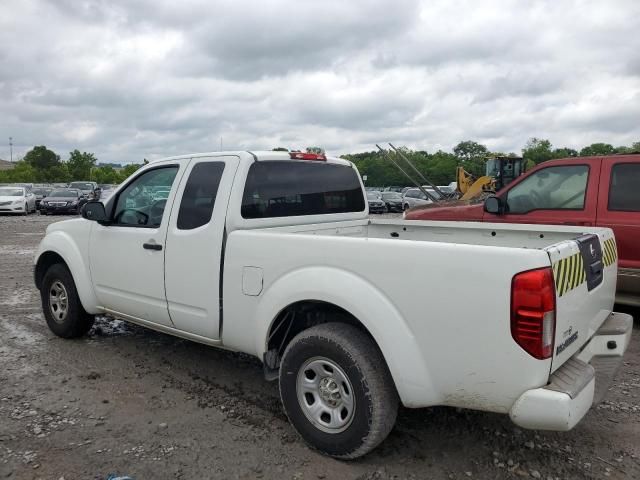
[
  {"x1": 484, "y1": 195, "x2": 505, "y2": 215},
  {"x1": 81, "y1": 201, "x2": 107, "y2": 223}
]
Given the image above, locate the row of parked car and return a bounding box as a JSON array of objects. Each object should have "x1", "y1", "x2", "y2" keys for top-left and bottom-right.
[
  {"x1": 365, "y1": 184, "x2": 456, "y2": 213},
  {"x1": 0, "y1": 182, "x2": 118, "y2": 215}
]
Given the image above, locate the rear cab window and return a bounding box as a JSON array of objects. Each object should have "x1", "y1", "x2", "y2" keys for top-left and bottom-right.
[
  {"x1": 241, "y1": 161, "x2": 365, "y2": 219},
  {"x1": 609, "y1": 163, "x2": 640, "y2": 212}
]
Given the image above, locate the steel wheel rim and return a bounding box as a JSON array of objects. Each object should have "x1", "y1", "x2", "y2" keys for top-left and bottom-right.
[
  {"x1": 296, "y1": 356, "x2": 355, "y2": 434},
  {"x1": 49, "y1": 280, "x2": 69, "y2": 323}
]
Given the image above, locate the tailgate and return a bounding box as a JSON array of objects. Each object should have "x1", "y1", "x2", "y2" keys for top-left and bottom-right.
[{"x1": 545, "y1": 231, "x2": 618, "y2": 373}]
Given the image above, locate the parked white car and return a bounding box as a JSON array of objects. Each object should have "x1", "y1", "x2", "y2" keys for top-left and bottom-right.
[
  {"x1": 34, "y1": 150, "x2": 631, "y2": 458},
  {"x1": 0, "y1": 186, "x2": 37, "y2": 214},
  {"x1": 402, "y1": 187, "x2": 441, "y2": 210}
]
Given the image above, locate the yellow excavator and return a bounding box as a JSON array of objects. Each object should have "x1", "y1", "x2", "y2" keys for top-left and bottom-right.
[{"x1": 456, "y1": 156, "x2": 525, "y2": 200}]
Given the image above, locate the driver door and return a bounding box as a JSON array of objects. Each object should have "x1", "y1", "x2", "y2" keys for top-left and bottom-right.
[
  {"x1": 89, "y1": 161, "x2": 186, "y2": 326},
  {"x1": 484, "y1": 163, "x2": 600, "y2": 226}
]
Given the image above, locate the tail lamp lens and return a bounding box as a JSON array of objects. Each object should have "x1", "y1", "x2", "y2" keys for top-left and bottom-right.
[{"x1": 511, "y1": 267, "x2": 556, "y2": 359}]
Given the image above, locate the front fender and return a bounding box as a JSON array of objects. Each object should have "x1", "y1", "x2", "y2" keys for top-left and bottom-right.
[
  {"x1": 35, "y1": 230, "x2": 100, "y2": 314},
  {"x1": 252, "y1": 266, "x2": 437, "y2": 407}
]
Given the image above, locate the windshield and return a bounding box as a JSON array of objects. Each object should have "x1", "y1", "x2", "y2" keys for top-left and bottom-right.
[
  {"x1": 49, "y1": 189, "x2": 78, "y2": 197},
  {"x1": 33, "y1": 188, "x2": 50, "y2": 195},
  {"x1": 0, "y1": 188, "x2": 24, "y2": 196},
  {"x1": 382, "y1": 192, "x2": 401, "y2": 200},
  {"x1": 69, "y1": 182, "x2": 93, "y2": 190},
  {"x1": 366, "y1": 192, "x2": 381, "y2": 200}
]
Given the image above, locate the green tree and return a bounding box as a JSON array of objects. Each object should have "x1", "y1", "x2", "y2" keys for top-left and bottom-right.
[
  {"x1": 24, "y1": 146, "x2": 61, "y2": 171},
  {"x1": 579, "y1": 143, "x2": 615, "y2": 156},
  {"x1": 0, "y1": 160, "x2": 36, "y2": 182},
  {"x1": 93, "y1": 165, "x2": 119, "y2": 184},
  {"x1": 551, "y1": 147, "x2": 578, "y2": 158},
  {"x1": 453, "y1": 140, "x2": 489, "y2": 176},
  {"x1": 522, "y1": 138, "x2": 554, "y2": 165},
  {"x1": 117, "y1": 164, "x2": 143, "y2": 183},
  {"x1": 67, "y1": 149, "x2": 97, "y2": 180}
]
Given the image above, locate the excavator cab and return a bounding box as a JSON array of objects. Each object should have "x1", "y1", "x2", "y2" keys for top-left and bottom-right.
[
  {"x1": 485, "y1": 157, "x2": 524, "y2": 191},
  {"x1": 456, "y1": 156, "x2": 525, "y2": 200}
]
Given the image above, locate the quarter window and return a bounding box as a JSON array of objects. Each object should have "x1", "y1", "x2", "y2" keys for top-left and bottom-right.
[
  {"x1": 112, "y1": 167, "x2": 178, "y2": 227},
  {"x1": 241, "y1": 161, "x2": 365, "y2": 219},
  {"x1": 506, "y1": 165, "x2": 589, "y2": 214},
  {"x1": 609, "y1": 163, "x2": 640, "y2": 212},
  {"x1": 177, "y1": 162, "x2": 225, "y2": 230}
]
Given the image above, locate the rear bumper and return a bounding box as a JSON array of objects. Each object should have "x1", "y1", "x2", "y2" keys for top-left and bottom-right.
[{"x1": 509, "y1": 311, "x2": 633, "y2": 431}]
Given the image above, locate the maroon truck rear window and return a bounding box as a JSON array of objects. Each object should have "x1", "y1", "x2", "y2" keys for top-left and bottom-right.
[{"x1": 609, "y1": 163, "x2": 640, "y2": 212}]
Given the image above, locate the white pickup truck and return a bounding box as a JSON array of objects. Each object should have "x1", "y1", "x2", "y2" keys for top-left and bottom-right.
[{"x1": 35, "y1": 151, "x2": 632, "y2": 458}]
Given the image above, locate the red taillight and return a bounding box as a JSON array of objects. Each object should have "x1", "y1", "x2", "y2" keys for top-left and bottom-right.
[
  {"x1": 289, "y1": 152, "x2": 326, "y2": 161},
  {"x1": 511, "y1": 267, "x2": 556, "y2": 360}
]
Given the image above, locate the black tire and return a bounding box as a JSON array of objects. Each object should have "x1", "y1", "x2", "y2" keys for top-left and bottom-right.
[
  {"x1": 41, "y1": 263, "x2": 94, "y2": 338},
  {"x1": 279, "y1": 323, "x2": 398, "y2": 459},
  {"x1": 23, "y1": 204, "x2": 28, "y2": 216},
  {"x1": 403, "y1": 203, "x2": 410, "y2": 211}
]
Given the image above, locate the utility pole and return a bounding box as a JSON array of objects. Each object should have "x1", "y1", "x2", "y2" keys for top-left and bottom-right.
[
  {"x1": 220, "y1": 137, "x2": 223, "y2": 151},
  {"x1": 9, "y1": 137, "x2": 13, "y2": 162}
]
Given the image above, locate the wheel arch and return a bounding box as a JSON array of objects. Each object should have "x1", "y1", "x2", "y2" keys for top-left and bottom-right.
[
  {"x1": 34, "y1": 232, "x2": 100, "y2": 314},
  {"x1": 251, "y1": 266, "x2": 437, "y2": 407}
]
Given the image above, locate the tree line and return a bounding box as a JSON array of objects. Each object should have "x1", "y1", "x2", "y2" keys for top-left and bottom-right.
[
  {"x1": 0, "y1": 146, "x2": 143, "y2": 185},
  {"x1": 342, "y1": 138, "x2": 640, "y2": 187},
  {"x1": 2, "y1": 139, "x2": 638, "y2": 187}
]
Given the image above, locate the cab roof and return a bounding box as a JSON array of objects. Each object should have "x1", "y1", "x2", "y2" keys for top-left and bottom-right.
[{"x1": 149, "y1": 151, "x2": 352, "y2": 167}]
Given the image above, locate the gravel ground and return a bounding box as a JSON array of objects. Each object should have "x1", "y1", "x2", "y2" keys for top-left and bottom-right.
[{"x1": 0, "y1": 213, "x2": 638, "y2": 480}]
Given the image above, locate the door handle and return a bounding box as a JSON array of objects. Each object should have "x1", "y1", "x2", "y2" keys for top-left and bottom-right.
[{"x1": 143, "y1": 242, "x2": 162, "y2": 251}]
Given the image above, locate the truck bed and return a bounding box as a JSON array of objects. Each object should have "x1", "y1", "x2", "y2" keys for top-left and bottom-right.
[{"x1": 222, "y1": 218, "x2": 617, "y2": 412}]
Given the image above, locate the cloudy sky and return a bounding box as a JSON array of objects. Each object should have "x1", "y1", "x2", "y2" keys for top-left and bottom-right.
[{"x1": 1, "y1": 0, "x2": 639, "y2": 164}]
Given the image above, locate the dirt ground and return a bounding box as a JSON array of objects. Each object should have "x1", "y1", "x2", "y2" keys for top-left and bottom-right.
[{"x1": 0, "y1": 213, "x2": 638, "y2": 480}]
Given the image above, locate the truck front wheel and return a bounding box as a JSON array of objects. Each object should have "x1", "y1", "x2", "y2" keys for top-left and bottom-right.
[
  {"x1": 41, "y1": 263, "x2": 94, "y2": 338},
  {"x1": 279, "y1": 323, "x2": 398, "y2": 459}
]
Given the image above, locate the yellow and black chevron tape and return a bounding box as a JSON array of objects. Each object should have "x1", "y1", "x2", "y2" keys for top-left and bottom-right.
[
  {"x1": 602, "y1": 237, "x2": 618, "y2": 267},
  {"x1": 553, "y1": 252, "x2": 586, "y2": 297},
  {"x1": 553, "y1": 238, "x2": 617, "y2": 297}
]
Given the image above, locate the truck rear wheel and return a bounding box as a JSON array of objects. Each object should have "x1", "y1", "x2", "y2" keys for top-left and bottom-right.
[
  {"x1": 279, "y1": 323, "x2": 398, "y2": 459},
  {"x1": 41, "y1": 263, "x2": 94, "y2": 338}
]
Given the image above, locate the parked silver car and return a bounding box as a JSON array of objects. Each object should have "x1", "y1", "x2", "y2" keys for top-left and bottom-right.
[{"x1": 401, "y1": 187, "x2": 441, "y2": 211}]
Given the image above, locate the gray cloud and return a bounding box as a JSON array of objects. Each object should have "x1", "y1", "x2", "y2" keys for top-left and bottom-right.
[{"x1": 0, "y1": 0, "x2": 639, "y2": 165}]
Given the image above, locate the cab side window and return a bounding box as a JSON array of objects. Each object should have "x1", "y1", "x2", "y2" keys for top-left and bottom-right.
[
  {"x1": 177, "y1": 162, "x2": 225, "y2": 230},
  {"x1": 609, "y1": 163, "x2": 640, "y2": 212},
  {"x1": 112, "y1": 167, "x2": 178, "y2": 227},
  {"x1": 506, "y1": 165, "x2": 589, "y2": 214}
]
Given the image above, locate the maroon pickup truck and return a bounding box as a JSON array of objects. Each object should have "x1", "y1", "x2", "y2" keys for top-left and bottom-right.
[{"x1": 406, "y1": 154, "x2": 640, "y2": 306}]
